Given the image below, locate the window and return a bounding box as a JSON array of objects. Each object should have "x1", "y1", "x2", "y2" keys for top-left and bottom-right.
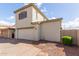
[
  {"x1": 32, "y1": 11, "x2": 37, "y2": 21},
  {"x1": 19, "y1": 11, "x2": 27, "y2": 20},
  {"x1": 33, "y1": 12, "x2": 36, "y2": 20}
]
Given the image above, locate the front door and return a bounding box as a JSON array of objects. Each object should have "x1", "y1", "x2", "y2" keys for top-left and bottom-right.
[{"x1": 12, "y1": 33, "x2": 14, "y2": 38}]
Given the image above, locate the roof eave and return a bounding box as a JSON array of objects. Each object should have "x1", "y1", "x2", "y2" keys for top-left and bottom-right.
[
  {"x1": 14, "y1": 3, "x2": 48, "y2": 20},
  {"x1": 31, "y1": 18, "x2": 63, "y2": 24}
]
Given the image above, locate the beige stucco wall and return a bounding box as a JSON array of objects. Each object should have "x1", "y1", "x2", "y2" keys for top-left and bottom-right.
[
  {"x1": 0, "y1": 29, "x2": 14, "y2": 38},
  {"x1": 15, "y1": 29, "x2": 18, "y2": 39},
  {"x1": 32, "y1": 7, "x2": 47, "y2": 22},
  {"x1": 15, "y1": 6, "x2": 33, "y2": 28},
  {"x1": 15, "y1": 6, "x2": 33, "y2": 39},
  {"x1": 0, "y1": 30, "x2": 2, "y2": 37},
  {"x1": 33, "y1": 24, "x2": 40, "y2": 41},
  {"x1": 1, "y1": 29, "x2": 8, "y2": 38},
  {"x1": 15, "y1": 6, "x2": 47, "y2": 28},
  {"x1": 40, "y1": 21, "x2": 61, "y2": 42}
]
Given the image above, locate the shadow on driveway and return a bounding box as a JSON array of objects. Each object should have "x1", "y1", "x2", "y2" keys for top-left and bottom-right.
[{"x1": 0, "y1": 37, "x2": 40, "y2": 45}]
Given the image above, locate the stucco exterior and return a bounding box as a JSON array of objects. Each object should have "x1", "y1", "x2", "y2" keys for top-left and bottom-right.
[
  {"x1": 0, "y1": 28, "x2": 15, "y2": 38},
  {"x1": 15, "y1": 6, "x2": 33, "y2": 28},
  {"x1": 15, "y1": 3, "x2": 48, "y2": 40},
  {"x1": 14, "y1": 3, "x2": 62, "y2": 42},
  {"x1": 32, "y1": 7, "x2": 47, "y2": 22},
  {"x1": 40, "y1": 21, "x2": 61, "y2": 42},
  {"x1": 0, "y1": 29, "x2": 8, "y2": 37}
]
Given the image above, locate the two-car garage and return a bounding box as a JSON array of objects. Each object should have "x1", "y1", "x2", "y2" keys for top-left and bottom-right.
[{"x1": 15, "y1": 19, "x2": 61, "y2": 42}]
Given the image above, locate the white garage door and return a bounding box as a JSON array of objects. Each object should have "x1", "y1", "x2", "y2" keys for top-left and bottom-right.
[
  {"x1": 41, "y1": 22, "x2": 60, "y2": 42},
  {"x1": 18, "y1": 29, "x2": 35, "y2": 40}
]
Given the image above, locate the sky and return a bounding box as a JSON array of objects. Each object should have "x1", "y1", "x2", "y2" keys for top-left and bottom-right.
[{"x1": 0, "y1": 3, "x2": 79, "y2": 29}]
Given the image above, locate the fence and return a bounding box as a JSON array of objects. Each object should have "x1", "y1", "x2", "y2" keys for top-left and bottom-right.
[{"x1": 61, "y1": 30, "x2": 79, "y2": 45}]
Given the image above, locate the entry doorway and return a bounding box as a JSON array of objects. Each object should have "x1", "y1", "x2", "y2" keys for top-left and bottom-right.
[{"x1": 12, "y1": 33, "x2": 15, "y2": 38}]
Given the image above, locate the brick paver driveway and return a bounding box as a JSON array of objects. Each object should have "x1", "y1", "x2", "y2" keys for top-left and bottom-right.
[{"x1": 0, "y1": 37, "x2": 79, "y2": 56}]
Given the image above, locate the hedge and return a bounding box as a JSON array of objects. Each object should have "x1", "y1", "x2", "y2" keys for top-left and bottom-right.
[{"x1": 62, "y1": 36, "x2": 73, "y2": 45}]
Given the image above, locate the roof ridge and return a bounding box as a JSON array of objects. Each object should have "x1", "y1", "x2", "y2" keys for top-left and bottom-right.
[{"x1": 14, "y1": 3, "x2": 48, "y2": 20}]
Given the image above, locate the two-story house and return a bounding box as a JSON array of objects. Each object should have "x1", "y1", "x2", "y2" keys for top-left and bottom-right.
[{"x1": 14, "y1": 3, "x2": 62, "y2": 42}]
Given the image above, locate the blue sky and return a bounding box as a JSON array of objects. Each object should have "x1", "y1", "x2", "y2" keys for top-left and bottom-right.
[{"x1": 0, "y1": 3, "x2": 79, "y2": 29}]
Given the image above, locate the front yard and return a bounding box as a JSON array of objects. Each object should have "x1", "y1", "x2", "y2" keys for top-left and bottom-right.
[{"x1": 0, "y1": 38, "x2": 79, "y2": 56}]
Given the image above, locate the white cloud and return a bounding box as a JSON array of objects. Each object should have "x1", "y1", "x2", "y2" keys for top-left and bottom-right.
[
  {"x1": 36, "y1": 3, "x2": 43, "y2": 8},
  {"x1": 49, "y1": 17, "x2": 56, "y2": 19},
  {"x1": 10, "y1": 16, "x2": 15, "y2": 19},
  {"x1": 62, "y1": 18, "x2": 79, "y2": 29},
  {"x1": 41, "y1": 7, "x2": 47, "y2": 13},
  {"x1": 24, "y1": 3, "x2": 29, "y2": 6},
  {"x1": 24, "y1": 3, "x2": 47, "y2": 13},
  {"x1": 23, "y1": 3, "x2": 48, "y2": 17},
  {"x1": 0, "y1": 20, "x2": 15, "y2": 26},
  {"x1": 24, "y1": 3, "x2": 43, "y2": 8},
  {"x1": 7, "y1": 15, "x2": 15, "y2": 20}
]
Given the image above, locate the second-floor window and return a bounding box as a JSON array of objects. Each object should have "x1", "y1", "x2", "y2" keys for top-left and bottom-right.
[{"x1": 19, "y1": 11, "x2": 27, "y2": 20}]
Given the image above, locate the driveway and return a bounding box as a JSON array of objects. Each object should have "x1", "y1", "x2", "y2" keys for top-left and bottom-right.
[{"x1": 0, "y1": 37, "x2": 79, "y2": 56}]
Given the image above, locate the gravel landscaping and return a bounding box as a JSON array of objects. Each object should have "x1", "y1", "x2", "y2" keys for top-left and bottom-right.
[{"x1": 0, "y1": 37, "x2": 79, "y2": 56}]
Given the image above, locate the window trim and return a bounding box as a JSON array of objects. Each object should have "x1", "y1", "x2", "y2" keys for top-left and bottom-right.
[{"x1": 19, "y1": 11, "x2": 27, "y2": 20}]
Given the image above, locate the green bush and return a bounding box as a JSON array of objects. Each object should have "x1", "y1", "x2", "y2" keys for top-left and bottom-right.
[{"x1": 62, "y1": 36, "x2": 73, "y2": 45}]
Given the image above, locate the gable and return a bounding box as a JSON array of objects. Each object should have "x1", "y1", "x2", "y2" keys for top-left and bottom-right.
[
  {"x1": 14, "y1": 3, "x2": 48, "y2": 20},
  {"x1": 31, "y1": 4, "x2": 48, "y2": 20},
  {"x1": 32, "y1": 6, "x2": 47, "y2": 22}
]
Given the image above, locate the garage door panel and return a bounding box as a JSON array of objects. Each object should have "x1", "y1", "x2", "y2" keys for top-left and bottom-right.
[
  {"x1": 18, "y1": 29, "x2": 34, "y2": 40},
  {"x1": 41, "y1": 22, "x2": 60, "y2": 42}
]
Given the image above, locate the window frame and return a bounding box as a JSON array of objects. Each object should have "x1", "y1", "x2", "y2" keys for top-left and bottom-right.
[{"x1": 19, "y1": 11, "x2": 27, "y2": 20}]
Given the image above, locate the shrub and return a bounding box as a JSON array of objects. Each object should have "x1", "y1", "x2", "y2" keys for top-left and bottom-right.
[{"x1": 62, "y1": 36, "x2": 73, "y2": 45}]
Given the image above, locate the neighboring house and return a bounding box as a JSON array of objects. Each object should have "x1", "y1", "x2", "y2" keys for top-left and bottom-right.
[
  {"x1": 14, "y1": 3, "x2": 62, "y2": 42},
  {"x1": 0, "y1": 25, "x2": 15, "y2": 38}
]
